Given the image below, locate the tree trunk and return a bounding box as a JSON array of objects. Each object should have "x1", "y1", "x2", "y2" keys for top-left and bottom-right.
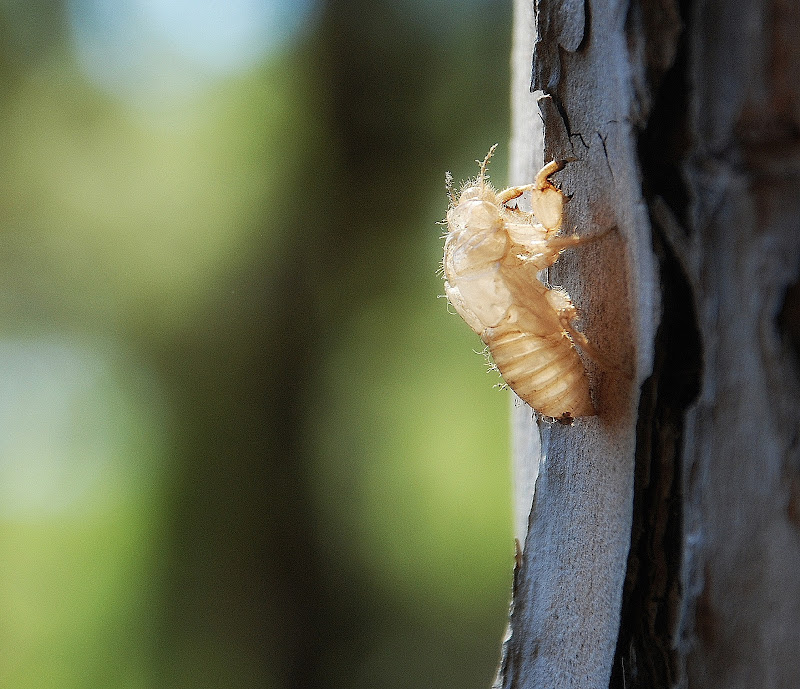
[{"x1": 500, "y1": 0, "x2": 800, "y2": 687}]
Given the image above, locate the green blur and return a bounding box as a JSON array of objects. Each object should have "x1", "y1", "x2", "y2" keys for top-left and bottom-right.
[{"x1": 0, "y1": 1, "x2": 514, "y2": 687}]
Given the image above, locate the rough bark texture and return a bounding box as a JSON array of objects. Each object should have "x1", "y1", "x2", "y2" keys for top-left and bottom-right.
[
  {"x1": 502, "y1": 0, "x2": 659, "y2": 686},
  {"x1": 503, "y1": 0, "x2": 800, "y2": 687},
  {"x1": 677, "y1": 0, "x2": 800, "y2": 686}
]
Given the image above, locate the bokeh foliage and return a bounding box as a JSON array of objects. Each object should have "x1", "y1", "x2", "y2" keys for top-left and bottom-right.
[{"x1": 0, "y1": 1, "x2": 515, "y2": 687}]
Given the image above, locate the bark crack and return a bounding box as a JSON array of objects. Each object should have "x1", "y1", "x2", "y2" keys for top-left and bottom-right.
[
  {"x1": 610, "y1": 226, "x2": 701, "y2": 688},
  {"x1": 611, "y1": 1, "x2": 696, "y2": 686}
]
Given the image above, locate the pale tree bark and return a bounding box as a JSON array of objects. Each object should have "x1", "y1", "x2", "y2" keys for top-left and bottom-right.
[{"x1": 500, "y1": 0, "x2": 800, "y2": 687}]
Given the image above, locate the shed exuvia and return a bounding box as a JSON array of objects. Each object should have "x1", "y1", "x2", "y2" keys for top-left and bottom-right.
[{"x1": 442, "y1": 146, "x2": 596, "y2": 420}]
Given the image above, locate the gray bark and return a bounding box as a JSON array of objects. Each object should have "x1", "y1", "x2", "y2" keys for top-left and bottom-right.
[{"x1": 501, "y1": 0, "x2": 800, "y2": 687}]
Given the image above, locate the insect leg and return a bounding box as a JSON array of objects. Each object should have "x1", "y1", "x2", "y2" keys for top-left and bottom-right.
[
  {"x1": 533, "y1": 160, "x2": 565, "y2": 190},
  {"x1": 544, "y1": 233, "x2": 584, "y2": 252},
  {"x1": 558, "y1": 309, "x2": 613, "y2": 369},
  {"x1": 508, "y1": 232, "x2": 583, "y2": 269},
  {"x1": 544, "y1": 288, "x2": 608, "y2": 368},
  {"x1": 496, "y1": 184, "x2": 537, "y2": 205},
  {"x1": 542, "y1": 225, "x2": 614, "y2": 256},
  {"x1": 498, "y1": 161, "x2": 566, "y2": 203}
]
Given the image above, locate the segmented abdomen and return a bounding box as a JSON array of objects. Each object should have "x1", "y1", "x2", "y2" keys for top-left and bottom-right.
[{"x1": 486, "y1": 312, "x2": 594, "y2": 419}]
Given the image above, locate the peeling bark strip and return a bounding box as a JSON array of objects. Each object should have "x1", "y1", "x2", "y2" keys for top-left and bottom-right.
[
  {"x1": 502, "y1": 0, "x2": 660, "y2": 685},
  {"x1": 505, "y1": 0, "x2": 800, "y2": 687}
]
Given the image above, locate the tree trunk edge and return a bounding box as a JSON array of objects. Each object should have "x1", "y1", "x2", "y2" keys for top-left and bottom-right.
[{"x1": 502, "y1": 0, "x2": 664, "y2": 685}]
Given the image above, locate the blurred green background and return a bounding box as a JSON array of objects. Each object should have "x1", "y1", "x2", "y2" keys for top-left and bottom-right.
[{"x1": 0, "y1": 0, "x2": 515, "y2": 686}]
